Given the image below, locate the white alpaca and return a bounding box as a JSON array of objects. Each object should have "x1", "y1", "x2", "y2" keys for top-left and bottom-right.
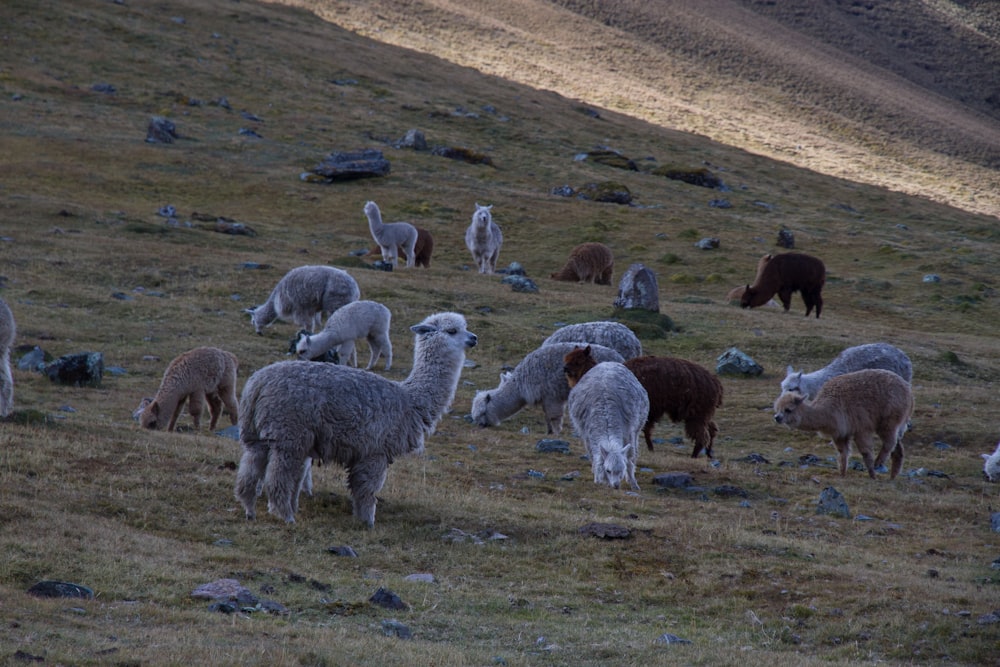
[
  {"x1": 246, "y1": 265, "x2": 360, "y2": 334},
  {"x1": 542, "y1": 321, "x2": 643, "y2": 359},
  {"x1": 235, "y1": 312, "x2": 477, "y2": 527},
  {"x1": 364, "y1": 200, "x2": 418, "y2": 268},
  {"x1": 465, "y1": 203, "x2": 503, "y2": 274},
  {"x1": 0, "y1": 298, "x2": 15, "y2": 417},
  {"x1": 295, "y1": 300, "x2": 393, "y2": 371},
  {"x1": 982, "y1": 442, "x2": 1000, "y2": 482}
]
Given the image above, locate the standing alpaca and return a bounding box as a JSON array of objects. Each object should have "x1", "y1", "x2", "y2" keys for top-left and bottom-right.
[
  {"x1": 465, "y1": 203, "x2": 503, "y2": 274},
  {"x1": 247, "y1": 265, "x2": 360, "y2": 334},
  {"x1": 235, "y1": 312, "x2": 477, "y2": 526},
  {"x1": 773, "y1": 369, "x2": 913, "y2": 479},
  {"x1": 982, "y1": 441, "x2": 1000, "y2": 482},
  {"x1": 139, "y1": 347, "x2": 239, "y2": 432},
  {"x1": 566, "y1": 361, "x2": 649, "y2": 491},
  {"x1": 295, "y1": 300, "x2": 393, "y2": 371},
  {"x1": 740, "y1": 252, "x2": 826, "y2": 317},
  {"x1": 364, "y1": 200, "x2": 418, "y2": 268},
  {"x1": 368, "y1": 226, "x2": 434, "y2": 268},
  {"x1": 781, "y1": 343, "x2": 912, "y2": 399},
  {"x1": 0, "y1": 298, "x2": 15, "y2": 417},
  {"x1": 550, "y1": 242, "x2": 614, "y2": 285}
]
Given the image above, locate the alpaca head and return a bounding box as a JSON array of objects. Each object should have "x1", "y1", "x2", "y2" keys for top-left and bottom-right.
[
  {"x1": 563, "y1": 345, "x2": 597, "y2": 388},
  {"x1": 773, "y1": 391, "x2": 806, "y2": 428},
  {"x1": 599, "y1": 443, "x2": 629, "y2": 489},
  {"x1": 739, "y1": 285, "x2": 755, "y2": 309},
  {"x1": 780, "y1": 366, "x2": 805, "y2": 394},
  {"x1": 294, "y1": 331, "x2": 312, "y2": 359},
  {"x1": 470, "y1": 390, "x2": 500, "y2": 428},
  {"x1": 473, "y1": 203, "x2": 493, "y2": 225}
]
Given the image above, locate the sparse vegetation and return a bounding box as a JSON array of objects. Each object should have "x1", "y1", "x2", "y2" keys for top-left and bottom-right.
[{"x1": 0, "y1": 1, "x2": 998, "y2": 665}]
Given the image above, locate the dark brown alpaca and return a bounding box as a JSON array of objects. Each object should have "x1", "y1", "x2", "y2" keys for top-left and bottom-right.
[
  {"x1": 368, "y1": 226, "x2": 434, "y2": 268},
  {"x1": 550, "y1": 242, "x2": 614, "y2": 285},
  {"x1": 740, "y1": 252, "x2": 825, "y2": 317},
  {"x1": 564, "y1": 346, "x2": 724, "y2": 458}
]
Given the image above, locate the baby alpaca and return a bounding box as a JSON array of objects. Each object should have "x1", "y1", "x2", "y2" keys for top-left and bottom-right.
[
  {"x1": 140, "y1": 347, "x2": 239, "y2": 432},
  {"x1": 982, "y1": 442, "x2": 1000, "y2": 482},
  {"x1": 773, "y1": 369, "x2": 913, "y2": 479},
  {"x1": 364, "y1": 200, "x2": 418, "y2": 268},
  {"x1": 567, "y1": 361, "x2": 649, "y2": 491},
  {"x1": 465, "y1": 203, "x2": 504, "y2": 274},
  {"x1": 550, "y1": 242, "x2": 614, "y2": 285},
  {"x1": 0, "y1": 298, "x2": 15, "y2": 417},
  {"x1": 295, "y1": 300, "x2": 393, "y2": 371},
  {"x1": 369, "y1": 226, "x2": 434, "y2": 268},
  {"x1": 235, "y1": 312, "x2": 477, "y2": 527}
]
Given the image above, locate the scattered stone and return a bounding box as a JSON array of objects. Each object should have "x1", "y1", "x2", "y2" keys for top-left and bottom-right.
[
  {"x1": 576, "y1": 149, "x2": 637, "y2": 171},
  {"x1": 238, "y1": 127, "x2": 262, "y2": 138},
  {"x1": 551, "y1": 184, "x2": 575, "y2": 197},
  {"x1": 44, "y1": 352, "x2": 103, "y2": 387},
  {"x1": 208, "y1": 601, "x2": 238, "y2": 614},
  {"x1": 695, "y1": 237, "x2": 721, "y2": 249},
  {"x1": 501, "y1": 275, "x2": 538, "y2": 293},
  {"x1": 713, "y1": 484, "x2": 749, "y2": 498},
  {"x1": 191, "y1": 578, "x2": 257, "y2": 603},
  {"x1": 306, "y1": 149, "x2": 391, "y2": 182},
  {"x1": 652, "y1": 472, "x2": 693, "y2": 488},
  {"x1": 27, "y1": 580, "x2": 94, "y2": 599},
  {"x1": 716, "y1": 347, "x2": 763, "y2": 376},
  {"x1": 526, "y1": 469, "x2": 545, "y2": 479},
  {"x1": 978, "y1": 610, "x2": 1000, "y2": 625},
  {"x1": 328, "y1": 545, "x2": 359, "y2": 557},
  {"x1": 575, "y1": 181, "x2": 632, "y2": 205},
  {"x1": 91, "y1": 83, "x2": 116, "y2": 94},
  {"x1": 652, "y1": 166, "x2": 722, "y2": 188},
  {"x1": 145, "y1": 116, "x2": 178, "y2": 144},
  {"x1": 991, "y1": 513, "x2": 1000, "y2": 533},
  {"x1": 12, "y1": 650, "x2": 44, "y2": 662},
  {"x1": 259, "y1": 599, "x2": 290, "y2": 616},
  {"x1": 430, "y1": 146, "x2": 494, "y2": 166},
  {"x1": 536, "y1": 439, "x2": 571, "y2": 454},
  {"x1": 614, "y1": 263, "x2": 660, "y2": 312},
  {"x1": 578, "y1": 522, "x2": 631, "y2": 539},
  {"x1": 923, "y1": 274, "x2": 941, "y2": 283},
  {"x1": 735, "y1": 453, "x2": 770, "y2": 464},
  {"x1": 561, "y1": 470, "x2": 581, "y2": 481},
  {"x1": 213, "y1": 220, "x2": 256, "y2": 236},
  {"x1": 403, "y1": 573, "x2": 435, "y2": 584},
  {"x1": 369, "y1": 587, "x2": 408, "y2": 610},
  {"x1": 496, "y1": 262, "x2": 526, "y2": 276},
  {"x1": 777, "y1": 228, "x2": 795, "y2": 248},
  {"x1": 707, "y1": 199, "x2": 731, "y2": 209},
  {"x1": 157, "y1": 204, "x2": 177, "y2": 218},
  {"x1": 381, "y1": 619, "x2": 413, "y2": 639},
  {"x1": 654, "y1": 633, "x2": 692, "y2": 645},
  {"x1": 817, "y1": 487, "x2": 851, "y2": 518},
  {"x1": 395, "y1": 129, "x2": 427, "y2": 150}
]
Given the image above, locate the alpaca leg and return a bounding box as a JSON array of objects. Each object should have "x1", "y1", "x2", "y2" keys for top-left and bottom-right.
[
  {"x1": 298, "y1": 458, "x2": 314, "y2": 499},
  {"x1": 347, "y1": 456, "x2": 389, "y2": 527},
  {"x1": 404, "y1": 239, "x2": 416, "y2": 268},
  {"x1": 543, "y1": 400, "x2": 564, "y2": 435},
  {"x1": 378, "y1": 333, "x2": 392, "y2": 370},
  {"x1": 626, "y1": 445, "x2": 639, "y2": 491},
  {"x1": 263, "y1": 447, "x2": 307, "y2": 523},
  {"x1": 599, "y1": 267, "x2": 613, "y2": 285},
  {"x1": 364, "y1": 335, "x2": 378, "y2": 370},
  {"x1": 167, "y1": 398, "x2": 187, "y2": 431},
  {"x1": 643, "y1": 421, "x2": 655, "y2": 451},
  {"x1": 220, "y1": 388, "x2": 239, "y2": 426},
  {"x1": 777, "y1": 287, "x2": 794, "y2": 311},
  {"x1": 855, "y1": 433, "x2": 877, "y2": 478},
  {"x1": 234, "y1": 441, "x2": 270, "y2": 520},
  {"x1": 889, "y1": 439, "x2": 904, "y2": 479},
  {"x1": 187, "y1": 390, "x2": 206, "y2": 430},
  {"x1": 339, "y1": 340, "x2": 358, "y2": 367},
  {"x1": 0, "y1": 350, "x2": 12, "y2": 417},
  {"x1": 205, "y1": 392, "x2": 223, "y2": 430},
  {"x1": 833, "y1": 437, "x2": 851, "y2": 476},
  {"x1": 813, "y1": 291, "x2": 823, "y2": 318},
  {"x1": 685, "y1": 420, "x2": 711, "y2": 459}
]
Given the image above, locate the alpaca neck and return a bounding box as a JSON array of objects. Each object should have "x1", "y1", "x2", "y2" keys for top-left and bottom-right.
[
  {"x1": 401, "y1": 346, "x2": 466, "y2": 427},
  {"x1": 366, "y1": 206, "x2": 384, "y2": 237}
]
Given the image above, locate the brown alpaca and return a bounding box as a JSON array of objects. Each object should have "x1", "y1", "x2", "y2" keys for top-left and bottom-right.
[
  {"x1": 727, "y1": 253, "x2": 771, "y2": 303},
  {"x1": 740, "y1": 252, "x2": 825, "y2": 317},
  {"x1": 368, "y1": 226, "x2": 434, "y2": 267},
  {"x1": 550, "y1": 242, "x2": 614, "y2": 285},
  {"x1": 564, "y1": 347, "x2": 724, "y2": 458},
  {"x1": 139, "y1": 347, "x2": 239, "y2": 432}
]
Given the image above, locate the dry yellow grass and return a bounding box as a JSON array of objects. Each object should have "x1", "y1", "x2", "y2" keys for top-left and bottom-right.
[{"x1": 0, "y1": 0, "x2": 998, "y2": 665}]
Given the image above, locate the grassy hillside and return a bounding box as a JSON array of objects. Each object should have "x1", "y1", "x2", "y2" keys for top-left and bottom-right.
[{"x1": 0, "y1": 0, "x2": 998, "y2": 665}]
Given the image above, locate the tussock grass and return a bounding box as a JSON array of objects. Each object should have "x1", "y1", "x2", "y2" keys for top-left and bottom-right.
[{"x1": 0, "y1": 0, "x2": 998, "y2": 665}]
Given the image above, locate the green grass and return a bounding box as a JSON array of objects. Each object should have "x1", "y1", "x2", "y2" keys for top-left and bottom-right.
[{"x1": 0, "y1": 0, "x2": 998, "y2": 665}]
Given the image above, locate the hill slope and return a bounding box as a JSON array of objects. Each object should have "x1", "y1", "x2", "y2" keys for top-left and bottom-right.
[{"x1": 291, "y1": 0, "x2": 1000, "y2": 218}]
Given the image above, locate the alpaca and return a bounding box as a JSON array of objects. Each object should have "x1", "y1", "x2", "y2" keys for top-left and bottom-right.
[
  {"x1": 563, "y1": 346, "x2": 724, "y2": 457},
  {"x1": 235, "y1": 312, "x2": 477, "y2": 526},
  {"x1": 727, "y1": 253, "x2": 772, "y2": 303},
  {"x1": 740, "y1": 252, "x2": 825, "y2": 317},
  {"x1": 567, "y1": 361, "x2": 648, "y2": 491},
  {"x1": 368, "y1": 226, "x2": 434, "y2": 268},
  {"x1": 464, "y1": 203, "x2": 503, "y2": 274},
  {"x1": 542, "y1": 321, "x2": 642, "y2": 359},
  {"x1": 246, "y1": 265, "x2": 360, "y2": 334},
  {"x1": 0, "y1": 298, "x2": 15, "y2": 418},
  {"x1": 295, "y1": 300, "x2": 393, "y2": 371},
  {"x1": 773, "y1": 369, "x2": 913, "y2": 478},
  {"x1": 470, "y1": 342, "x2": 624, "y2": 435},
  {"x1": 781, "y1": 343, "x2": 912, "y2": 399},
  {"x1": 550, "y1": 242, "x2": 614, "y2": 285},
  {"x1": 364, "y1": 200, "x2": 418, "y2": 268},
  {"x1": 139, "y1": 347, "x2": 239, "y2": 432},
  {"x1": 982, "y1": 441, "x2": 1000, "y2": 482}
]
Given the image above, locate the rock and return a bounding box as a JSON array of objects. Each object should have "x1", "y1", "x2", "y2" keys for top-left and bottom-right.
[
  {"x1": 145, "y1": 116, "x2": 178, "y2": 143},
  {"x1": 551, "y1": 184, "x2": 575, "y2": 197},
  {"x1": 652, "y1": 472, "x2": 693, "y2": 488},
  {"x1": 191, "y1": 578, "x2": 257, "y2": 603},
  {"x1": 496, "y1": 262, "x2": 526, "y2": 276},
  {"x1": 396, "y1": 129, "x2": 427, "y2": 150},
  {"x1": 44, "y1": 352, "x2": 103, "y2": 387},
  {"x1": 369, "y1": 587, "x2": 408, "y2": 610},
  {"x1": 923, "y1": 274, "x2": 942, "y2": 283},
  {"x1": 576, "y1": 181, "x2": 632, "y2": 205},
  {"x1": 735, "y1": 453, "x2": 770, "y2": 464},
  {"x1": 991, "y1": 512, "x2": 1000, "y2": 533},
  {"x1": 576, "y1": 149, "x2": 638, "y2": 171},
  {"x1": 215, "y1": 424, "x2": 240, "y2": 440},
  {"x1": 27, "y1": 580, "x2": 94, "y2": 599},
  {"x1": 614, "y1": 263, "x2": 660, "y2": 312},
  {"x1": 501, "y1": 275, "x2": 538, "y2": 293},
  {"x1": 327, "y1": 545, "x2": 359, "y2": 557},
  {"x1": 430, "y1": 146, "x2": 494, "y2": 166},
  {"x1": 403, "y1": 573, "x2": 435, "y2": 584},
  {"x1": 777, "y1": 228, "x2": 795, "y2": 248},
  {"x1": 213, "y1": 220, "x2": 256, "y2": 236},
  {"x1": 715, "y1": 347, "x2": 763, "y2": 376},
  {"x1": 713, "y1": 485, "x2": 749, "y2": 498},
  {"x1": 654, "y1": 633, "x2": 692, "y2": 645},
  {"x1": 535, "y1": 439, "x2": 571, "y2": 454},
  {"x1": 817, "y1": 486, "x2": 851, "y2": 518},
  {"x1": 651, "y1": 166, "x2": 722, "y2": 188},
  {"x1": 381, "y1": 619, "x2": 413, "y2": 639},
  {"x1": 707, "y1": 199, "x2": 731, "y2": 209},
  {"x1": 307, "y1": 149, "x2": 391, "y2": 182},
  {"x1": 578, "y1": 522, "x2": 631, "y2": 539},
  {"x1": 17, "y1": 346, "x2": 47, "y2": 371},
  {"x1": 695, "y1": 237, "x2": 721, "y2": 249}
]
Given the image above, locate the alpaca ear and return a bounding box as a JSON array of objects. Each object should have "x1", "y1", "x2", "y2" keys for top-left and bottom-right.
[
  {"x1": 411, "y1": 323, "x2": 436, "y2": 335},
  {"x1": 983, "y1": 453, "x2": 992, "y2": 461},
  {"x1": 786, "y1": 365, "x2": 794, "y2": 374},
  {"x1": 243, "y1": 306, "x2": 257, "y2": 316}
]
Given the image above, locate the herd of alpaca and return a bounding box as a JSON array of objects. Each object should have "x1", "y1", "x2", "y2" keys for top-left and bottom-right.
[{"x1": 2, "y1": 199, "x2": 988, "y2": 530}]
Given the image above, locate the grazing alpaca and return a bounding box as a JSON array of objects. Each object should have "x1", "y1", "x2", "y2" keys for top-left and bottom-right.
[
  {"x1": 364, "y1": 200, "x2": 418, "y2": 268},
  {"x1": 246, "y1": 265, "x2": 360, "y2": 334},
  {"x1": 465, "y1": 203, "x2": 503, "y2": 274},
  {"x1": 773, "y1": 369, "x2": 913, "y2": 479},
  {"x1": 727, "y1": 253, "x2": 772, "y2": 303},
  {"x1": 470, "y1": 342, "x2": 624, "y2": 435},
  {"x1": 550, "y1": 242, "x2": 614, "y2": 285},
  {"x1": 567, "y1": 361, "x2": 648, "y2": 491},
  {"x1": 0, "y1": 298, "x2": 15, "y2": 417},
  {"x1": 235, "y1": 312, "x2": 477, "y2": 526},
  {"x1": 982, "y1": 441, "x2": 1000, "y2": 482},
  {"x1": 368, "y1": 226, "x2": 434, "y2": 267},
  {"x1": 295, "y1": 300, "x2": 393, "y2": 371},
  {"x1": 740, "y1": 252, "x2": 826, "y2": 317},
  {"x1": 564, "y1": 346, "x2": 723, "y2": 457},
  {"x1": 139, "y1": 347, "x2": 239, "y2": 432},
  {"x1": 781, "y1": 343, "x2": 912, "y2": 399},
  {"x1": 542, "y1": 321, "x2": 643, "y2": 360}
]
